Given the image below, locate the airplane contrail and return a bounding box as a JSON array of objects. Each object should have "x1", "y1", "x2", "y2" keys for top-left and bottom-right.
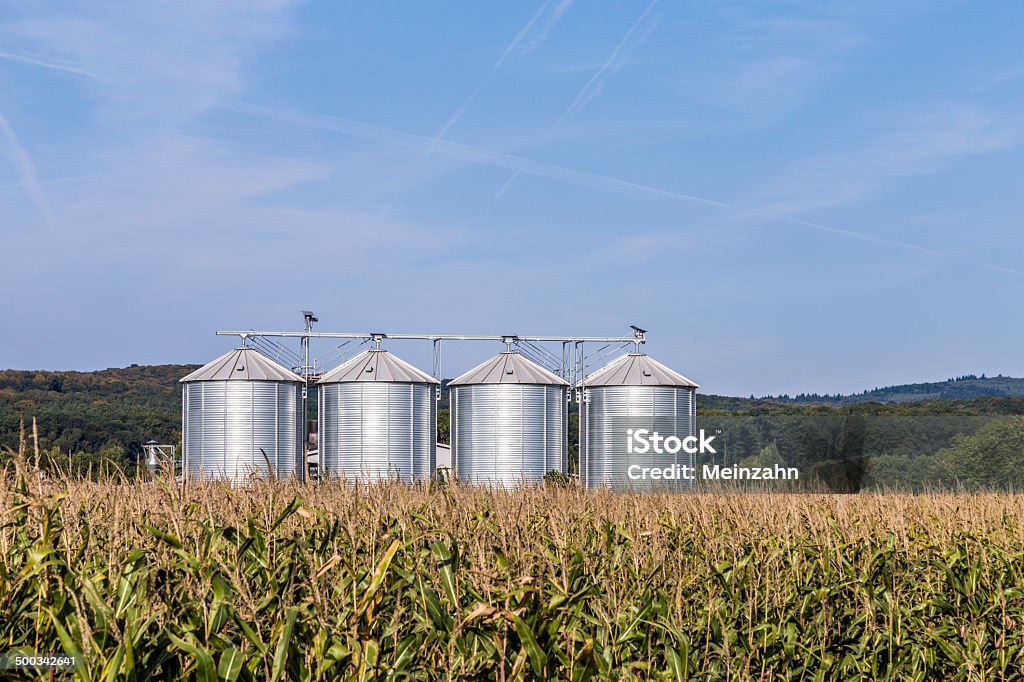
[
  {"x1": 0, "y1": 51, "x2": 97, "y2": 79},
  {"x1": 428, "y1": 1, "x2": 552, "y2": 150},
  {"x1": 523, "y1": 0, "x2": 576, "y2": 52},
  {"x1": 555, "y1": 0, "x2": 658, "y2": 127},
  {"x1": 0, "y1": 112, "x2": 54, "y2": 224},
  {"x1": 0, "y1": 173, "x2": 94, "y2": 193},
  {"x1": 496, "y1": 0, "x2": 660, "y2": 199},
  {"x1": 235, "y1": 102, "x2": 729, "y2": 208},
  {"x1": 492, "y1": 1, "x2": 551, "y2": 73},
  {"x1": 233, "y1": 102, "x2": 1024, "y2": 281},
  {"x1": 978, "y1": 262, "x2": 1024, "y2": 278},
  {"x1": 786, "y1": 218, "x2": 940, "y2": 257},
  {"x1": 787, "y1": 218, "x2": 1024, "y2": 279}
]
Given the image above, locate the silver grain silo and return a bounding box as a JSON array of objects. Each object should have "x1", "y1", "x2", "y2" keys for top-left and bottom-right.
[
  {"x1": 180, "y1": 348, "x2": 305, "y2": 482},
  {"x1": 317, "y1": 349, "x2": 438, "y2": 483},
  {"x1": 579, "y1": 354, "x2": 698, "y2": 491},
  {"x1": 449, "y1": 352, "x2": 568, "y2": 487}
]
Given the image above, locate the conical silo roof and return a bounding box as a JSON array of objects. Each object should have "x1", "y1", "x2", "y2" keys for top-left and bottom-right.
[
  {"x1": 581, "y1": 353, "x2": 698, "y2": 388},
  {"x1": 449, "y1": 352, "x2": 569, "y2": 386},
  {"x1": 180, "y1": 348, "x2": 303, "y2": 383},
  {"x1": 318, "y1": 349, "x2": 439, "y2": 384}
]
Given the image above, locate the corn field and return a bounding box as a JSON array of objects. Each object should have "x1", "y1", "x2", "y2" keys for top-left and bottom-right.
[{"x1": 2, "y1": 463, "x2": 1024, "y2": 680}]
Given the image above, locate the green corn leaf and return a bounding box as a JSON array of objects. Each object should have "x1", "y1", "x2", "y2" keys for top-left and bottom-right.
[
  {"x1": 270, "y1": 607, "x2": 298, "y2": 682},
  {"x1": 102, "y1": 645, "x2": 125, "y2": 682},
  {"x1": 354, "y1": 539, "x2": 402, "y2": 621},
  {"x1": 143, "y1": 524, "x2": 182, "y2": 549},
  {"x1": 217, "y1": 648, "x2": 245, "y2": 682},
  {"x1": 509, "y1": 612, "x2": 547, "y2": 677},
  {"x1": 271, "y1": 497, "x2": 303, "y2": 533},
  {"x1": 665, "y1": 643, "x2": 687, "y2": 682},
  {"x1": 166, "y1": 632, "x2": 217, "y2": 682},
  {"x1": 46, "y1": 608, "x2": 89, "y2": 682},
  {"x1": 430, "y1": 539, "x2": 458, "y2": 604}
]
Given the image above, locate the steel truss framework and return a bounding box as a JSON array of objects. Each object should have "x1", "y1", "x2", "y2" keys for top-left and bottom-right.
[
  {"x1": 216, "y1": 321, "x2": 647, "y2": 389},
  {"x1": 213, "y1": 315, "x2": 648, "y2": 478}
]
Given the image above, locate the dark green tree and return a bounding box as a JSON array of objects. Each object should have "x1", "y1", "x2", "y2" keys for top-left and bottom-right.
[{"x1": 936, "y1": 416, "x2": 1024, "y2": 490}]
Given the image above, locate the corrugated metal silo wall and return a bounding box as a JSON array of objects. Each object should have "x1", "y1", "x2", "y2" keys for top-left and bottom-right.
[
  {"x1": 580, "y1": 385, "x2": 696, "y2": 491},
  {"x1": 451, "y1": 384, "x2": 566, "y2": 486},
  {"x1": 183, "y1": 381, "x2": 304, "y2": 482},
  {"x1": 318, "y1": 383, "x2": 436, "y2": 482}
]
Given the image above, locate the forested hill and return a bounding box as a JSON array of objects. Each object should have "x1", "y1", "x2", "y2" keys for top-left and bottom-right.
[
  {"x1": 0, "y1": 364, "x2": 197, "y2": 457},
  {"x1": 707, "y1": 374, "x2": 1024, "y2": 408},
  {"x1": 3, "y1": 364, "x2": 1024, "y2": 460}
]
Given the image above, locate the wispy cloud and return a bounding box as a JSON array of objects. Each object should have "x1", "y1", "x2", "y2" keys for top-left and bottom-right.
[
  {"x1": 0, "y1": 0, "x2": 299, "y2": 238},
  {"x1": 750, "y1": 105, "x2": 1021, "y2": 219},
  {"x1": 677, "y1": 11, "x2": 866, "y2": 127},
  {"x1": 4, "y1": 1, "x2": 293, "y2": 124},
  {"x1": 787, "y1": 215, "x2": 1024, "y2": 279},
  {"x1": 236, "y1": 102, "x2": 729, "y2": 208},
  {"x1": 233, "y1": 102, "x2": 1024, "y2": 280},
  {"x1": 496, "y1": 0, "x2": 660, "y2": 199},
  {"x1": 0, "y1": 173, "x2": 93, "y2": 195},
  {"x1": 0, "y1": 112, "x2": 53, "y2": 224},
  {"x1": 573, "y1": 231, "x2": 695, "y2": 268},
  {"x1": 729, "y1": 103, "x2": 1024, "y2": 278},
  {"x1": 0, "y1": 50, "x2": 98, "y2": 79},
  {"x1": 429, "y1": 1, "x2": 554, "y2": 149}
]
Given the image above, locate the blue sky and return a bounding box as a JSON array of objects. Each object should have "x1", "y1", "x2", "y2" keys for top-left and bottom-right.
[{"x1": 1, "y1": 0, "x2": 1022, "y2": 397}]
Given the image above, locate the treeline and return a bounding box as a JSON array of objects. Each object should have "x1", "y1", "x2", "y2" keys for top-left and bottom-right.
[
  {"x1": 5, "y1": 363, "x2": 1024, "y2": 489},
  {"x1": 699, "y1": 409, "x2": 1024, "y2": 491},
  {"x1": 741, "y1": 374, "x2": 1024, "y2": 406},
  {"x1": 0, "y1": 364, "x2": 194, "y2": 466},
  {"x1": 699, "y1": 395, "x2": 1024, "y2": 417}
]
